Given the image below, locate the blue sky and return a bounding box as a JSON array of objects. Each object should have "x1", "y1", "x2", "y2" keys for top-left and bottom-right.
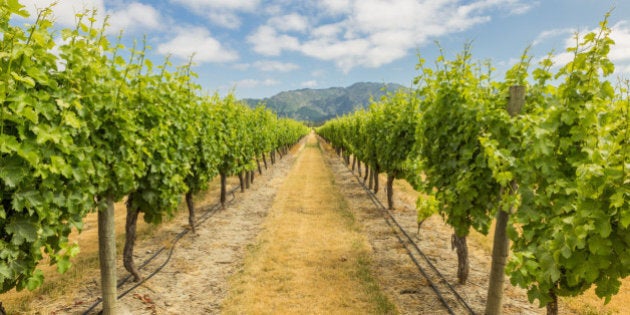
[{"x1": 18, "y1": 0, "x2": 630, "y2": 99}]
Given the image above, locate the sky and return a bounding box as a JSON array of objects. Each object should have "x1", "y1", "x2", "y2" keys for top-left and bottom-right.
[{"x1": 15, "y1": 0, "x2": 630, "y2": 99}]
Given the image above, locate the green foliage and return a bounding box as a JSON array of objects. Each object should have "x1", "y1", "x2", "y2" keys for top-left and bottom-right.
[
  {"x1": 184, "y1": 90, "x2": 223, "y2": 196},
  {"x1": 251, "y1": 106, "x2": 276, "y2": 162},
  {"x1": 373, "y1": 91, "x2": 419, "y2": 177},
  {"x1": 317, "y1": 89, "x2": 418, "y2": 177},
  {"x1": 215, "y1": 94, "x2": 252, "y2": 176},
  {"x1": 317, "y1": 89, "x2": 422, "y2": 222},
  {"x1": 126, "y1": 50, "x2": 194, "y2": 224},
  {"x1": 416, "y1": 194, "x2": 438, "y2": 224},
  {"x1": 507, "y1": 15, "x2": 630, "y2": 306},
  {"x1": 213, "y1": 94, "x2": 308, "y2": 177},
  {"x1": 60, "y1": 11, "x2": 146, "y2": 203},
  {"x1": 0, "y1": 4, "x2": 91, "y2": 292},
  {"x1": 413, "y1": 45, "x2": 501, "y2": 237},
  {"x1": 275, "y1": 117, "x2": 310, "y2": 150}
]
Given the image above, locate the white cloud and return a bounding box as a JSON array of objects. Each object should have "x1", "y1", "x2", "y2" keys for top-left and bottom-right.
[
  {"x1": 268, "y1": 13, "x2": 309, "y2": 32},
  {"x1": 20, "y1": 0, "x2": 105, "y2": 27},
  {"x1": 157, "y1": 27, "x2": 238, "y2": 63},
  {"x1": 456, "y1": 0, "x2": 536, "y2": 17},
  {"x1": 107, "y1": 3, "x2": 162, "y2": 34},
  {"x1": 618, "y1": 64, "x2": 630, "y2": 74},
  {"x1": 170, "y1": 0, "x2": 259, "y2": 28},
  {"x1": 207, "y1": 11, "x2": 241, "y2": 29},
  {"x1": 507, "y1": 1, "x2": 536, "y2": 15},
  {"x1": 311, "y1": 23, "x2": 344, "y2": 38},
  {"x1": 300, "y1": 38, "x2": 371, "y2": 70},
  {"x1": 610, "y1": 21, "x2": 630, "y2": 64},
  {"x1": 171, "y1": 0, "x2": 259, "y2": 11},
  {"x1": 550, "y1": 51, "x2": 574, "y2": 68},
  {"x1": 351, "y1": 0, "x2": 423, "y2": 33},
  {"x1": 262, "y1": 4, "x2": 284, "y2": 15},
  {"x1": 233, "y1": 63, "x2": 251, "y2": 71},
  {"x1": 318, "y1": 0, "x2": 352, "y2": 15},
  {"x1": 301, "y1": 80, "x2": 318, "y2": 88},
  {"x1": 20, "y1": 1, "x2": 163, "y2": 35},
  {"x1": 233, "y1": 78, "x2": 280, "y2": 88},
  {"x1": 253, "y1": 60, "x2": 299, "y2": 72},
  {"x1": 532, "y1": 28, "x2": 575, "y2": 46},
  {"x1": 248, "y1": 0, "x2": 533, "y2": 72},
  {"x1": 247, "y1": 25, "x2": 300, "y2": 55}
]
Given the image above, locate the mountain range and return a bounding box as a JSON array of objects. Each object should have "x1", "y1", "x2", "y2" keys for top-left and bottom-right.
[{"x1": 243, "y1": 82, "x2": 407, "y2": 124}]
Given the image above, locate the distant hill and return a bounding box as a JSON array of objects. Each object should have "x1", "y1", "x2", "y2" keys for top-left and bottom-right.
[{"x1": 243, "y1": 82, "x2": 407, "y2": 123}]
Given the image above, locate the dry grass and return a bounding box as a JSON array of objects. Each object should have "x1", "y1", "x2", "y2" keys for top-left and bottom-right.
[
  {"x1": 222, "y1": 134, "x2": 396, "y2": 315},
  {"x1": 559, "y1": 280, "x2": 629, "y2": 314}
]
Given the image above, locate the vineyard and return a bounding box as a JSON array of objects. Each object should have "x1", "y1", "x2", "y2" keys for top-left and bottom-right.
[{"x1": 1, "y1": 1, "x2": 630, "y2": 315}]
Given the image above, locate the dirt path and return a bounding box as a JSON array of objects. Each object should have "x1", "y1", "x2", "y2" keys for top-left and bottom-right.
[{"x1": 221, "y1": 133, "x2": 395, "y2": 314}]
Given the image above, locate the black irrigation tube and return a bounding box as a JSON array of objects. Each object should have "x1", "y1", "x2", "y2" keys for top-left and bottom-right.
[
  {"x1": 82, "y1": 186, "x2": 240, "y2": 315},
  {"x1": 327, "y1": 146, "x2": 476, "y2": 315}
]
